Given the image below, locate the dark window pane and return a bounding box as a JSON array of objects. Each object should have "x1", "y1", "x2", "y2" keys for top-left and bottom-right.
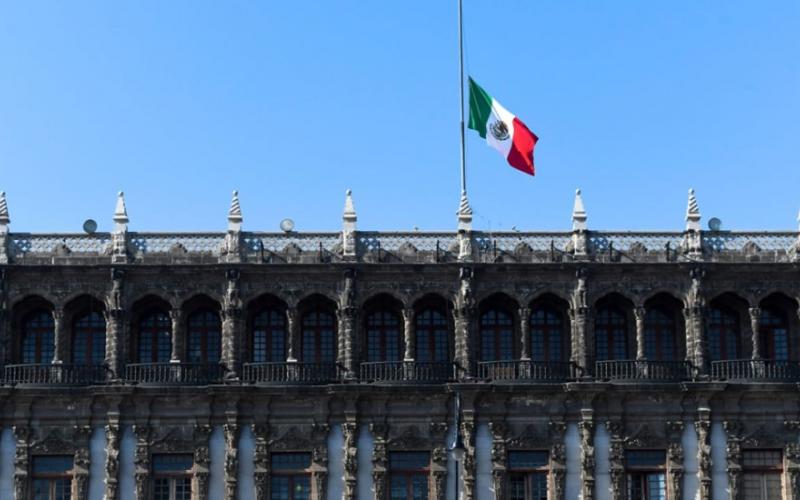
[
  {"x1": 32, "y1": 455, "x2": 73, "y2": 474},
  {"x1": 22, "y1": 311, "x2": 55, "y2": 364},
  {"x1": 389, "y1": 452, "x2": 430, "y2": 470},
  {"x1": 760, "y1": 308, "x2": 790, "y2": 361},
  {"x1": 708, "y1": 307, "x2": 740, "y2": 361},
  {"x1": 743, "y1": 450, "x2": 782, "y2": 467},
  {"x1": 367, "y1": 310, "x2": 401, "y2": 362},
  {"x1": 480, "y1": 308, "x2": 514, "y2": 361},
  {"x1": 138, "y1": 311, "x2": 172, "y2": 363},
  {"x1": 625, "y1": 450, "x2": 666, "y2": 467},
  {"x1": 415, "y1": 309, "x2": 449, "y2": 362},
  {"x1": 301, "y1": 310, "x2": 335, "y2": 363},
  {"x1": 72, "y1": 311, "x2": 106, "y2": 365},
  {"x1": 595, "y1": 307, "x2": 627, "y2": 361},
  {"x1": 271, "y1": 453, "x2": 311, "y2": 471},
  {"x1": 252, "y1": 309, "x2": 286, "y2": 363},
  {"x1": 530, "y1": 308, "x2": 564, "y2": 362},
  {"x1": 152, "y1": 454, "x2": 194, "y2": 472},
  {"x1": 644, "y1": 308, "x2": 676, "y2": 361},
  {"x1": 187, "y1": 310, "x2": 221, "y2": 363},
  {"x1": 508, "y1": 450, "x2": 549, "y2": 469}
]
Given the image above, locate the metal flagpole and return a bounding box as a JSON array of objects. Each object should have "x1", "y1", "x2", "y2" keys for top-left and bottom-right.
[{"x1": 458, "y1": 0, "x2": 467, "y2": 196}]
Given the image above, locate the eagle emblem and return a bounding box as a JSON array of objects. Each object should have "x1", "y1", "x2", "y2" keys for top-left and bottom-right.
[{"x1": 489, "y1": 119, "x2": 510, "y2": 141}]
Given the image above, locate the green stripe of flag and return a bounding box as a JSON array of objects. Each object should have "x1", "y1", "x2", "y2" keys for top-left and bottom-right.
[{"x1": 468, "y1": 77, "x2": 493, "y2": 138}]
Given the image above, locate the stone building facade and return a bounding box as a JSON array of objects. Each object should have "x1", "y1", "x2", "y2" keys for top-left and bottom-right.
[{"x1": 0, "y1": 188, "x2": 799, "y2": 499}]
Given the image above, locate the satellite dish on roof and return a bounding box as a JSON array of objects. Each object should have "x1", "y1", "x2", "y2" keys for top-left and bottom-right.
[
  {"x1": 280, "y1": 218, "x2": 295, "y2": 233},
  {"x1": 708, "y1": 217, "x2": 722, "y2": 231},
  {"x1": 83, "y1": 219, "x2": 98, "y2": 234}
]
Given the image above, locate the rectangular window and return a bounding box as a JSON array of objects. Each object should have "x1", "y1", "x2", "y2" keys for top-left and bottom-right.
[
  {"x1": 152, "y1": 454, "x2": 193, "y2": 500},
  {"x1": 625, "y1": 450, "x2": 666, "y2": 500},
  {"x1": 389, "y1": 451, "x2": 429, "y2": 500},
  {"x1": 32, "y1": 455, "x2": 73, "y2": 500},
  {"x1": 742, "y1": 450, "x2": 783, "y2": 500},
  {"x1": 270, "y1": 453, "x2": 311, "y2": 500},
  {"x1": 507, "y1": 451, "x2": 548, "y2": 500}
]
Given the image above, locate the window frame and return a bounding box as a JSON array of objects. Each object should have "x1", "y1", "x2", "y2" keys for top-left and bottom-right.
[
  {"x1": 594, "y1": 307, "x2": 629, "y2": 361},
  {"x1": 365, "y1": 309, "x2": 403, "y2": 363},
  {"x1": 136, "y1": 310, "x2": 173, "y2": 364},
  {"x1": 507, "y1": 450, "x2": 549, "y2": 500},
  {"x1": 30, "y1": 454, "x2": 74, "y2": 500},
  {"x1": 251, "y1": 309, "x2": 287, "y2": 363},
  {"x1": 71, "y1": 310, "x2": 106, "y2": 366},
  {"x1": 479, "y1": 307, "x2": 515, "y2": 362},
  {"x1": 742, "y1": 449, "x2": 783, "y2": 500},
  {"x1": 387, "y1": 451, "x2": 431, "y2": 500},
  {"x1": 625, "y1": 449, "x2": 667, "y2": 500},
  {"x1": 760, "y1": 308, "x2": 790, "y2": 361},
  {"x1": 708, "y1": 306, "x2": 741, "y2": 361},
  {"x1": 21, "y1": 310, "x2": 55, "y2": 364},
  {"x1": 186, "y1": 309, "x2": 221, "y2": 363},
  {"x1": 643, "y1": 307, "x2": 677, "y2": 361},
  {"x1": 529, "y1": 307, "x2": 565, "y2": 363},
  {"x1": 269, "y1": 452, "x2": 312, "y2": 500},
  {"x1": 300, "y1": 308, "x2": 336, "y2": 364},
  {"x1": 414, "y1": 308, "x2": 450, "y2": 363},
  {"x1": 151, "y1": 453, "x2": 194, "y2": 500}
]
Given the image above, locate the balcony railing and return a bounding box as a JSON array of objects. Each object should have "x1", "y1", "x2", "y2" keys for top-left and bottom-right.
[
  {"x1": 242, "y1": 362, "x2": 340, "y2": 384},
  {"x1": 711, "y1": 359, "x2": 800, "y2": 381},
  {"x1": 125, "y1": 362, "x2": 226, "y2": 385},
  {"x1": 4, "y1": 363, "x2": 108, "y2": 385},
  {"x1": 595, "y1": 360, "x2": 691, "y2": 381},
  {"x1": 477, "y1": 360, "x2": 576, "y2": 381},
  {"x1": 360, "y1": 361, "x2": 457, "y2": 383}
]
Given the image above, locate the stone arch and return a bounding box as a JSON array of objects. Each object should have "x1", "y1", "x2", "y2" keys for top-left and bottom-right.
[
  {"x1": 63, "y1": 294, "x2": 107, "y2": 366},
  {"x1": 758, "y1": 292, "x2": 799, "y2": 361},
  {"x1": 10, "y1": 295, "x2": 55, "y2": 364}
]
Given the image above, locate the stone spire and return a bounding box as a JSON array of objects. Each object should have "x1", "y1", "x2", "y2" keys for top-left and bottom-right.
[
  {"x1": 111, "y1": 191, "x2": 129, "y2": 263},
  {"x1": 0, "y1": 191, "x2": 9, "y2": 264},
  {"x1": 228, "y1": 190, "x2": 243, "y2": 231},
  {"x1": 113, "y1": 191, "x2": 129, "y2": 232},
  {"x1": 456, "y1": 191, "x2": 474, "y2": 262},
  {"x1": 572, "y1": 189, "x2": 587, "y2": 231},
  {"x1": 685, "y1": 188, "x2": 701, "y2": 232},
  {"x1": 342, "y1": 189, "x2": 357, "y2": 259}
]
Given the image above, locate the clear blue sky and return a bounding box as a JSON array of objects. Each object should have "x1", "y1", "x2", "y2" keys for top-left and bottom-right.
[{"x1": 1, "y1": 1, "x2": 798, "y2": 233}]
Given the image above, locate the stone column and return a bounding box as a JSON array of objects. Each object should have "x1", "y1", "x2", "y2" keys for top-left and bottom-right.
[
  {"x1": 453, "y1": 307, "x2": 473, "y2": 379},
  {"x1": 13, "y1": 426, "x2": 30, "y2": 500},
  {"x1": 606, "y1": 421, "x2": 625, "y2": 499},
  {"x1": 519, "y1": 307, "x2": 531, "y2": 360},
  {"x1": 685, "y1": 305, "x2": 707, "y2": 376},
  {"x1": 170, "y1": 309, "x2": 183, "y2": 363},
  {"x1": 105, "y1": 420, "x2": 122, "y2": 500},
  {"x1": 488, "y1": 422, "x2": 508, "y2": 500},
  {"x1": 370, "y1": 423, "x2": 388, "y2": 500},
  {"x1": 460, "y1": 420, "x2": 476, "y2": 500},
  {"x1": 133, "y1": 425, "x2": 150, "y2": 500},
  {"x1": 224, "y1": 423, "x2": 239, "y2": 500},
  {"x1": 549, "y1": 422, "x2": 568, "y2": 500},
  {"x1": 74, "y1": 426, "x2": 92, "y2": 500},
  {"x1": 252, "y1": 424, "x2": 269, "y2": 500},
  {"x1": 221, "y1": 307, "x2": 242, "y2": 379},
  {"x1": 52, "y1": 308, "x2": 65, "y2": 364},
  {"x1": 724, "y1": 421, "x2": 743, "y2": 500},
  {"x1": 402, "y1": 307, "x2": 414, "y2": 361},
  {"x1": 338, "y1": 307, "x2": 357, "y2": 379},
  {"x1": 696, "y1": 411, "x2": 712, "y2": 500},
  {"x1": 749, "y1": 307, "x2": 762, "y2": 359},
  {"x1": 193, "y1": 425, "x2": 212, "y2": 500},
  {"x1": 634, "y1": 306, "x2": 646, "y2": 360},
  {"x1": 286, "y1": 307, "x2": 298, "y2": 362},
  {"x1": 578, "y1": 410, "x2": 595, "y2": 500},
  {"x1": 105, "y1": 309, "x2": 125, "y2": 380},
  {"x1": 343, "y1": 422, "x2": 359, "y2": 500},
  {"x1": 311, "y1": 423, "x2": 329, "y2": 500}
]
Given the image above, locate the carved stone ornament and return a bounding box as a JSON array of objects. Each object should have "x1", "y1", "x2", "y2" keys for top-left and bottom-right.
[
  {"x1": 269, "y1": 426, "x2": 313, "y2": 451},
  {"x1": 388, "y1": 426, "x2": 431, "y2": 450}
]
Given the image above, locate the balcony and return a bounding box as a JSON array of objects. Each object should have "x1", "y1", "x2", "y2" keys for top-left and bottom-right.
[
  {"x1": 711, "y1": 359, "x2": 800, "y2": 381},
  {"x1": 595, "y1": 360, "x2": 691, "y2": 381},
  {"x1": 4, "y1": 363, "x2": 108, "y2": 385},
  {"x1": 242, "y1": 362, "x2": 340, "y2": 384},
  {"x1": 125, "y1": 362, "x2": 226, "y2": 385},
  {"x1": 478, "y1": 360, "x2": 575, "y2": 382},
  {"x1": 359, "y1": 361, "x2": 457, "y2": 383}
]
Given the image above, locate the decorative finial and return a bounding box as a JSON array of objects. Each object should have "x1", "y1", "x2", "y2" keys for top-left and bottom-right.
[
  {"x1": 0, "y1": 191, "x2": 9, "y2": 227},
  {"x1": 113, "y1": 191, "x2": 128, "y2": 230},
  {"x1": 458, "y1": 190, "x2": 473, "y2": 217},
  {"x1": 342, "y1": 189, "x2": 357, "y2": 259},
  {"x1": 572, "y1": 188, "x2": 587, "y2": 231},
  {"x1": 343, "y1": 189, "x2": 356, "y2": 221},
  {"x1": 685, "y1": 188, "x2": 701, "y2": 231},
  {"x1": 228, "y1": 190, "x2": 242, "y2": 231}
]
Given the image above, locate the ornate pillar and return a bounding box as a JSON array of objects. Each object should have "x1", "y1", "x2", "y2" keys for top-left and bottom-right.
[
  {"x1": 430, "y1": 422, "x2": 448, "y2": 500},
  {"x1": 133, "y1": 425, "x2": 150, "y2": 500},
  {"x1": 286, "y1": 307, "x2": 298, "y2": 362},
  {"x1": 342, "y1": 422, "x2": 358, "y2": 500},
  {"x1": 570, "y1": 306, "x2": 591, "y2": 376},
  {"x1": 684, "y1": 305, "x2": 707, "y2": 377},
  {"x1": 665, "y1": 421, "x2": 685, "y2": 500},
  {"x1": 749, "y1": 307, "x2": 762, "y2": 359},
  {"x1": 549, "y1": 422, "x2": 567, "y2": 500},
  {"x1": 518, "y1": 307, "x2": 530, "y2": 360},
  {"x1": 370, "y1": 423, "x2": 388, "y2": 500},
  {"x1": 634, "y1": 306, "x2": 646, "y2": 360},
  {"x1": 223, "y1": 423, "x2": 239, "y2": 500},
  {"x1": 105, "y1": 421, "x2": 121, "y2": 500},
  {"x1": 252, "y1": 424, "x2": 269, "y2": 500},
  {"x1": 723, "y1": 421, "x2": 743, "y2": 500},
  {"x1": 221, "y1": 269, "x2": 243, "y2": 379},
  {"x1": 311, "y1": 423, "x2": 329, "y2": 500},
  {"x1": 73, "y1": 426, "x2": 92, "y2": 500},
  {"x1": 488, "y1": 422, "x2": 508, "y2": 500},
  {"x1": 104, "y1": 309, "x2": 125, "y2": 379},
  {"x1": 193, "y1": 425, "x2": 212, "y2": 500},
  {"x1": 696, "y1": 411, "x2": 712, "y2": 500},
  {"x1": 454, "y1": 267, "x2": 475, "y2": 379},
  {"x1": 460, "y1": 419, "x2": 476, "y2": 500},
  {"x1": 402, "y1": 307, "x2": 414, "y2": 361},
  {"x1": 170, "y1": 309, "x2": 184, "y2": 363},
  {"x1": 52, "y1": 308, "x2": 65, "y2": 364},
  {"x1": 578, "y1": 411, "x2": 595, "y2": 500},
  {"x1": 13, "y1": 425, "x2": 30, "y2": 500},
  {"x1": 606, "y1": 421, "x2": 625, "y2": 499},
  {"x1": 338, "y1": 307, "x2": 357, "y2": 379}
]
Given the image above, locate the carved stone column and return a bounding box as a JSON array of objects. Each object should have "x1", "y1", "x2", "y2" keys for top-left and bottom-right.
[
  {"x1": 193, "y1": 425, "x2": 212, "y2": 500},
  {"x1": 74, "y1": 426, "x2": 92, "y2": 500},
  {"x1": 549, "y1": 422, "x2": 567, "y2": 500},
  {"x1": 133, "y1": 425, "x2": 150, "y2": 500},
  {"x1": 570, "y1": 307, "x2": 591, "y2": 376},
  {"x1": 454, "y1": 267, "x2": 475, "y2": 379},
  {"x1": 170, "y1": 309, "x2": 184, "y2": 363},
  {"x1": 684, "y1": 305, "x2": 707, "y2": 376},
  {"x1": 634, "y1": 307, "x2": 646, "y2": 360},
  {"x1": 338, "y1": 307, "x2": 357, "y2": 379},
  {"x1": 342, "y1": 422, "x2": 359, "y2": 500},
  {"x1": 723, "y1": 421, "x2": 743, "y2": 500},
  {"x1": 460, "y1": 420, "x2": 476, "y2": 500},
  {"x1": 519, "y1": 307, "x2": 530, "y2": 360},
  {"x1": 224, "y1": 423, "x2": 239, "y2": 500},
  {"x1": 578, "y1": 412, "x2": 595, "y2": 500},
  {"x1": 749, "y1": 307, "x2": 762, "y2": 359},
  {"x1": 402, "y1": 307, "x2": 414, "y2": 361},
  {"x1": 370, "y1": 423, "x2": 388, "y2": 500},
  {"x1": 696, "y1": 411, "x2": 712, "y2": 500},
  {"x1": 488, "y1": 422, "x2": 508, "y2": 500},
  {"x1": 13, "y1": 426, "x2": 30, "y2": 500},
  {"x1": 252, "y1": 424, "x2": 269, "y2": 500},
  {"x1": 105, "y1": 422, "x2": 121, "y2": 500},
  {"x1": 221, "y1": 307, "x2": 242, "y2": 379},
  {"x1": 311, "y1": 423, "x2": 329, "y2": 500},
  {"x1": 286, "y1": 307, "x2": 298, "y2": 362},
  {"x1": 430, "y1": 422, "x2": 448, "y2": 500},
  {"x1": 606, "y1": 421, "x2": 625, "y2": 499},
  {"x1": 665, "y1": 421, "x2": 685, "y2": 500},
  {"x1": 52, "y1": 309, "x2": 65, "y2": 364},
  {"x1": 105, "y1": 309, "x2": 125, "y2": 380}
]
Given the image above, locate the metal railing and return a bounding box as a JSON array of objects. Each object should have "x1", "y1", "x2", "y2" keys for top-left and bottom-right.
[
  {"x1": 711, "y1": 359, "x2": 800, "y2": 381},
  {"x1": 477, "y1": 360, "x2": 575, "y2": 381},
  {"x1": 595, "y1": 360, "x2": 691, "y2": 381},
  {"x1": 242, "y1": 362, "x2": 340, "y2": 384},
  {"x1": 125, "y1": 362, "x2": 226, "y2": 385},
  {"x1": 4, "y1": 363, "x2": 108, "y2": 385},
  {"x1": 359, "y1": 361, "x2": 457, "y2": 383}
]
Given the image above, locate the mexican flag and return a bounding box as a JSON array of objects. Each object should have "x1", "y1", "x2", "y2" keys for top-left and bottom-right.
[{"x1": 468, "y1": 77, "x2": 538, "y2": 176}]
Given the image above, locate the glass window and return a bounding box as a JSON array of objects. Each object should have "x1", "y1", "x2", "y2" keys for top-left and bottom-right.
[
  {"x1": 625, "y1": 450, "x2": 666, "y2": 500},
  {"x1": 187, "y1": 310, "x2": 221, "y2": 363},
  {"x1": 742, "y1": 450, "x2": 783, "y2": 500},
  {"x1": 152, "y1": 454, "x2": 193, "y2": 500},
  {"x1": 507, "y1": 450, "x2": 548, "y2": 500},
  {"x1": 708, "y1": 307, "x2": 740, "y2": 361},
  {"x1": 72, "y1": 311, "x2": 106, "y2": 365},
  {"x1": 366, "y1": 310, "x2": 402, "y2": 362},
  {"x1": 643, "y1": 309, "x2": 676, "y2": 361},
  {"x1": 389, "y1": 452, "x2": 429, "y2": 500},
  {"x1": 760, "y1": 309, "x2": 789, "y2": 361},
  {"x1": 32, "y1": 455, "x2": 73, "y2": 500},
  {"x1": 415, "y1": 309, "x2": 449, "y2": 363},
  {"x1": 21, "y1": 311, "x2": 55, "y2": 364},
  {"x1": 137, "y1": 311, "x2": 172, "y2": 363},
  {"x1": 530, "y1": 308, "x2": 564, "y2": 362},
  {"x1": 270, "y1": 453, "x2": 311, "y2": 500},
  {"x1": 301, "y1": 310, "x2": 336, "y2": 364},
  {"x1": 252, "y1": 310, "x2": 286, "y2": 363},
  {"x1": 480, "y1": 308, "x2": 514, "y2": 361},
  {"x1": 595, "y1": 307, "x2": 628, "y2": 361}
]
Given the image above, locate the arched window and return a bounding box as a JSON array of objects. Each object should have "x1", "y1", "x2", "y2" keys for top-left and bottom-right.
[
  {"x1": 187, "y1": 310, "x2": 221, "y2": 363},
  {"x1": 21, "y1": 311, "x2": 55, "y2": 364},
  {"x1": 644, "y1": 308, "x2": 677, "y2": 361},
  {"x1": 366, "y1": 310, "x2": 402, "y2": 362},
  {"x1": 708, "y1": 307, "x2": 740, "y2": 361},
  {"x1": 415, "y1": 309, "x2": 449, "y2": 362},
  {"x1": 760, "y1": 308, "x2": 789, "y2": 361},
  {"x1": 480, "y1": 308, "x2": 514, "y2": 361},
  {"x1": 252, "y1": 310, "x2": 286, "y2": 363},
  {"x1": 72, "y1": 311, "x2": 106, "y2": 365},
  {"x1": 530, "y1": 308, "x2": 564, "y2": 362},
  {"x1": 595, "y1": 308, "x2": 628, "y2": 361},
  {"x1": 301, "y1": 309, "x2": 336, "y2": 364},
  {"x1": 137, "y1": 311, "x2": 172, "y2": 363}
]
